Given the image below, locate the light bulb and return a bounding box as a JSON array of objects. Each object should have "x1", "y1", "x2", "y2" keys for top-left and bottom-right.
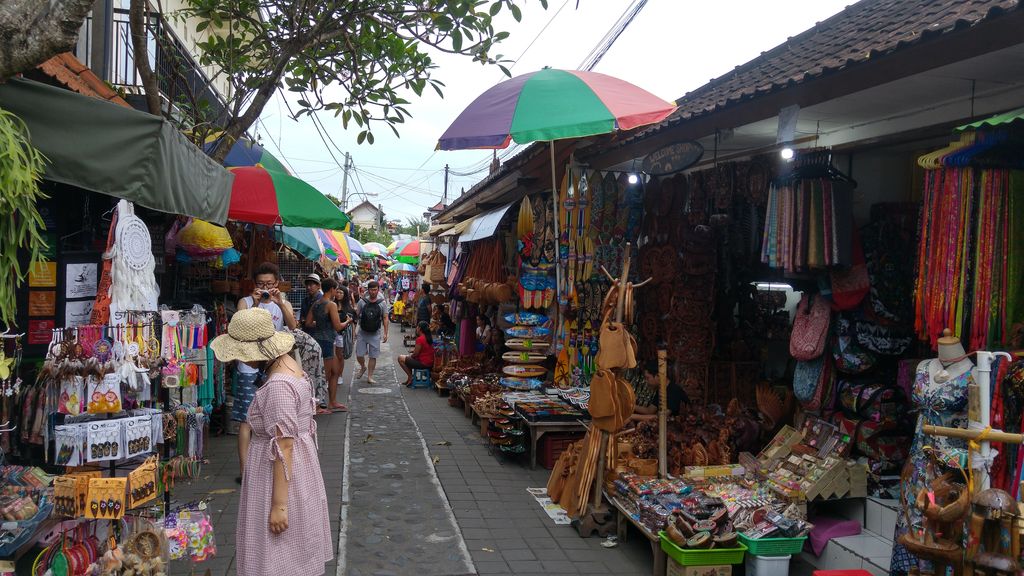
[
  {"x1": 780, "y1": 147, "x2": 795, "y2": 161},
  {"x1": 627, "y1": 173, "x2": 639, "y2": 184}
]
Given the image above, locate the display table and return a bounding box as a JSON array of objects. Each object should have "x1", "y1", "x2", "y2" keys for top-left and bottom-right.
[
  {"x1": 605, "y1": 493, "x2": 666, "y2": 576},
  {"x1": 523, "y1": 419, "x2": 589, "y2": 470}
]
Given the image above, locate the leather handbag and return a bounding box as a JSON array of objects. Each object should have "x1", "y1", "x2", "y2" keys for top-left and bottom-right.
[
  {"x1": 588, "y1": 369, "x2": 617, "y2": 419},
  {"x1": 596, "y1": 321, "x2": 637, "y2": 370},
  {"x1": 789, "y1": 294, "x2": 831, "y2": 360}
]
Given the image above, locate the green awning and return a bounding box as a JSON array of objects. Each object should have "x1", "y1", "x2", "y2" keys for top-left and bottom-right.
[
  {"x1": 956, "y1": 106, "x2": 1024, "y2": 132},
  {"x1": 0, "y1": 78, "x2": 232, "y2": 223}
]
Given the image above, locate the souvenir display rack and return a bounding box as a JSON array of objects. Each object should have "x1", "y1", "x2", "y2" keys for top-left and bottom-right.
[{"x1": 0, "y1": 305, "x2": 215, "y2": 574}]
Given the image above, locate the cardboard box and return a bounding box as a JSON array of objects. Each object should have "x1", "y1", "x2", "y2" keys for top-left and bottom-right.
[{"x1": 666, "y1": 560, "x2": 731, "y2": 576}]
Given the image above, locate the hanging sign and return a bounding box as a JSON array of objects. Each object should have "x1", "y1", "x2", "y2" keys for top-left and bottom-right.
[{"x1": 642, "y1": 141, "x2": 704, "y2": 176}]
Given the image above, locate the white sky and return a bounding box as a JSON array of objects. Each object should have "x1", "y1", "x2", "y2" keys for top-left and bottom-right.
[{"x1": 257, "y1": 0, "x2": 853, "y2": 223}]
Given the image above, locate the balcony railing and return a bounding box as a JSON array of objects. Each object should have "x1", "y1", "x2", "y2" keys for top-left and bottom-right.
[{"x1": 74, "y1": 8, "x2": 227, "y2": 125}]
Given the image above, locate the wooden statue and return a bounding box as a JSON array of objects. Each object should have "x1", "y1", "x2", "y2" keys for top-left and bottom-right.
[
  {"x1": 897, "y1": 469, "x2": 969, "y2": 576},
  {"x1": 967, "y1": 488, "x2": 1019, "y2": 575}
]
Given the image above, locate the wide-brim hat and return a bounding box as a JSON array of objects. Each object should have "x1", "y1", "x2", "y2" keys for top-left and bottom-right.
[{"x1": 210, "y1": 307, "x2": 294, "y2": 363}]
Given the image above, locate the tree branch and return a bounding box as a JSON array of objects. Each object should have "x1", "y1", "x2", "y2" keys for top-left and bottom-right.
[
  {"x1": 0, "y1": 0, "x2": 96, "y2": 81},
  {"x1": 130, "y1": 0, "x2": 162, "y2": 115}
]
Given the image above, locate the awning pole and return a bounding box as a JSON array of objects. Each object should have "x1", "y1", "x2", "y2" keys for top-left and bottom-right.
[
  {"x1": 550, "y1": 141, "x2": 562, "y2": 301},
  {"x1": 550, "y1": 141, "x2": 562, "y2": 358}
]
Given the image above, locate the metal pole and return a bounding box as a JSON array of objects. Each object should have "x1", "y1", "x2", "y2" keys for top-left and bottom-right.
[
  {"x1": 550, "y1": 142, "x2": 562, "y2": 300},
  {"x1": 340, "y1": 152, "x2": 351, "y2": 211},
  {"x1": 443, "y1": 164, "x2": 449, "y2": 206}
]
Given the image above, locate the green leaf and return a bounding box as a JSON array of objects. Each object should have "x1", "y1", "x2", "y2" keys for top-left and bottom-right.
[
  {"x1": 366, "y1": 132, "x2": 374, "y2": 144},
  {"x1": 195, "y1": 21, "x2": 209, "y2": 33},
  {"x1": 357, "y1": 131, "x2": 366, "y2": 144},
  {"x1": 510, "y1": 4, "x2": 522, "y2": 22},
  {"x1": 489, "y1": 2, "x2": 502, "y2": 16},
  {"x1": 451, "y1": 29, "x2": 462, "y2": 52}
]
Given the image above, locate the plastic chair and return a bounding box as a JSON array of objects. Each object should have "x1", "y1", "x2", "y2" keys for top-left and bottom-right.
[{"x1": 410, "y1": 369, "x2": 432, "y2": 389}]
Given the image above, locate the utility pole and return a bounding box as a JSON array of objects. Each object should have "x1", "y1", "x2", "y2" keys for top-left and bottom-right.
[
  {"x1": 443, "y1": 164, "x2": 449, "y2": 206},
  {"x1": 340, "y1": 152, "x2": 352, "y2": 211}
]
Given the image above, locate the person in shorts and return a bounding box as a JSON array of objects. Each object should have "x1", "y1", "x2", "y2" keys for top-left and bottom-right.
[
  {"x1": 355, "y1": 280, "x2": 389, "y2": 384},
  {"x1": 333, "y1": 285, "x2": 357, "y2": 390},
  {"x1": 305, "y1": 279, "x2": 349, "y2": 413},
  {"x1": 398, "y1": 322, "x2": 435, "y2": 386}
]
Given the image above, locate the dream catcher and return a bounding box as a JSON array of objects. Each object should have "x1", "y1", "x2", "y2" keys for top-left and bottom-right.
[{"x1": 0, "y1": 333, "x2": 23, "y2": 397}]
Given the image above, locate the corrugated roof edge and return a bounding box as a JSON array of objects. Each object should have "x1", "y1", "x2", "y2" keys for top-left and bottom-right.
[{"x1": 605, "y1": 0, "x2": 1022, "y2": 149}]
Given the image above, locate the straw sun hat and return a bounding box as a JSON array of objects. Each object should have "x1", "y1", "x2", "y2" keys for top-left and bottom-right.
[{"x1": 210, "y1": 308, "x2": 295, "y2": 363}]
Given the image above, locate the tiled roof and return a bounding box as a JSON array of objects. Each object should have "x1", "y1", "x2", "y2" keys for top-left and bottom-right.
[
  {"x1": 624, "y1": 0, "x2": 1021, "y2": 143},
  {"x1": 37, "y1": 53, "x2": 131, "y2": 108}
]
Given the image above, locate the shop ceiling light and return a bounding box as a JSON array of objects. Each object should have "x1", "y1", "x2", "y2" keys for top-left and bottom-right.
[
  {"x1": 780, "y1": 147, "x2": 795, "y2": 161},
  {"x1": 753, "y1": 282, "x2": 793, "y2": 291},
  {"x1": 627, "y1": 173, "x2": 639, "y2": 184}
]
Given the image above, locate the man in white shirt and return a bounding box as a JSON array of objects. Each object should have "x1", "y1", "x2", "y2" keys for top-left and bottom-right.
[{"x1": 233, "y1": 262, "x2": 297, "y2": 482}]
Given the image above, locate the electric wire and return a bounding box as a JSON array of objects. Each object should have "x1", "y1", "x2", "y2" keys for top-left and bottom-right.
[{"x1": 578, "y1": 0, "x2": 647, "y2": 71}]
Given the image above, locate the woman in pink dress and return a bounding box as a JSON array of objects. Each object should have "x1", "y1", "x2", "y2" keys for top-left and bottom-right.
[{"x1": 211, "y1": 308, "x2": 332, "y2": 576}]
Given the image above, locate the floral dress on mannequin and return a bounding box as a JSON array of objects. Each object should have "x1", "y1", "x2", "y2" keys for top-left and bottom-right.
[{"x1": 889, "y1": 358, "x2": 973, "y2": 575}]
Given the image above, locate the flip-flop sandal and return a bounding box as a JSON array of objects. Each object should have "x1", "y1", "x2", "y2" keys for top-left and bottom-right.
[
  {"x1": 330, "y1": 404, "x2": 348, "y2": 413},
  {"x1": 316, "y1": 407, "x2": 332, "y2": 415}
]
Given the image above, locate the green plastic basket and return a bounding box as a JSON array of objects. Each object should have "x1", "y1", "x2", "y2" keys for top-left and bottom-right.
[
  {"x1": 659, "y1": 532, "x2": 747, "y2": 565},
  {"x1": 738, "y1": 533, "x2": 807, "y2": 556}
]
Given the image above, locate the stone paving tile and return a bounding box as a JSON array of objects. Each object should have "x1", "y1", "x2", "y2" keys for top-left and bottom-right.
[{"x1": 172, "y1": 324, "x2": 653, "y2": 575}]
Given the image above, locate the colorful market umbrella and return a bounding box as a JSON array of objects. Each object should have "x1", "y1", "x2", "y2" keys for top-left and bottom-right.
[
  {"x1": 204, "y1": 134, "x2": 290, "y2": 173},
  {"x1": 387, "y1": 262, "x2": 417, "y2": 273},
  {"x1": 347, "y1": 235, "x2": 367, "y2": 254},
  {"x1": 437, "y1": 68, "x2": 676, "y2": 150},
  {"x1": 394, "y1": 239, "x2": 421, "y2": 265},
  {"x1": 385, "y1": 240, "x2": 399, "y2": 253},
  {"x1": 228, "y1": 166, "x2": 350, "y2": 230},
  {"x1": 437, "y1": 68, "x2": 676, "y2": 300},
  {"x1": 276, "y1": 227, "x2": 354, "y2": 265},
  {"x1": 362, "y1": 242, "x2": 388, "y2": 256},
  {"x1": 314, "y1": 228, "x2": 354, "y2": 265}
]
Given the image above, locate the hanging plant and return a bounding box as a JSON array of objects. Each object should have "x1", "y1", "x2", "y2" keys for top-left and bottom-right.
[{"x1": 0, "y1": 106, "x2": 49, "y2": 328}]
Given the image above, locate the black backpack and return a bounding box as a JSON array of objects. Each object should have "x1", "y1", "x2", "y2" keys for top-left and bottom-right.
[{"x1": 359, "y1": 298, "x2": 384, "y2": 332}]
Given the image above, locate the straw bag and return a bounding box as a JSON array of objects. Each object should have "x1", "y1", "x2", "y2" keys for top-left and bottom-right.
[
  {"x1": 790, "y1": 294, "x2": 831, "y2": 360},
  {"x1": 427, "y1": 250, "x2": 447, "y2": 285},
  {"x1": 596, "y1": 321, "x2": 637, "y2": 370}
]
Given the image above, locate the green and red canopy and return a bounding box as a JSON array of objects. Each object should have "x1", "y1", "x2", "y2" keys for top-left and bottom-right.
[{"x1": 228, "y1": 166, "x2": 349, "y2": 230}]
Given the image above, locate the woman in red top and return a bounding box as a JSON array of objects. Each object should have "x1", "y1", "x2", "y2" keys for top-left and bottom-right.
[{"x1": 399, "y1": 321, "x2": 435, "y2": 386}]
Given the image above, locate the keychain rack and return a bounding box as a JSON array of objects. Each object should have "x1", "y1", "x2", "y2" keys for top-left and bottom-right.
[{"x1": 44, "y1": 304, "x2": 214, "y2": 530}]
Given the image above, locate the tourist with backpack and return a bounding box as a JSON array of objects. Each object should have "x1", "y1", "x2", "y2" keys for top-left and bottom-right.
[{"x1": 355, "y1": 280, "x2": 389, "y2": 384}]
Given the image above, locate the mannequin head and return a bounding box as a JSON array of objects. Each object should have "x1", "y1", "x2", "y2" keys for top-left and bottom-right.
[{"x1": 937, "y1": 328, "x2": 967, "y2": 365}]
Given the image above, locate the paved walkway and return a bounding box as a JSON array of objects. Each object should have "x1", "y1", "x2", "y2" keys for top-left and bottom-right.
[{"x1": 173, "y1": 324, "x2": 652, "y2": 575}]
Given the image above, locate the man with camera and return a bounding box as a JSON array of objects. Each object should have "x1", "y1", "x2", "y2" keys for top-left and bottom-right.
[{"x1": 233, "y1": 262, "x2": 298, "y2": 482}]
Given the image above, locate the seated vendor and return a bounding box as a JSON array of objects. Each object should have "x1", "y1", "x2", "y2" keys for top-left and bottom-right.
[{"x1": 630, "y1": 360, "x2": 689, "y2": 422}]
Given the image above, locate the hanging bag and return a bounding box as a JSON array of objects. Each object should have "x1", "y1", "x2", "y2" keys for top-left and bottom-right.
[
  {"x1": 793, "y1": 355, "x2": 832, "y2": 412},
  {"x1": 831, "y1": 313, "x2": 876, "y2": 374},
  {"x1": 790, "y1": 293, "x2": 831, "y2": 360},
  {"x1": 595, "y1": 322, "x2": 636, "y2": 370},
  {"x1": 428, "y1": 250, "x2": 447, "y2": 285}
]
